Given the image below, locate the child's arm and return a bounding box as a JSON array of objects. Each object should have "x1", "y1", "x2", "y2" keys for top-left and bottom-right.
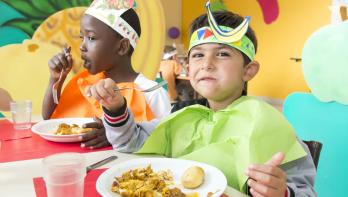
[
  {"x1": 102, "y1": 104, "x2": 160, "y2": 152},
  {"x1": 42, "y1": 48, "x2": 73, "y2": 119},
  {"x1": 84, "y1": 78, "x2": 160, "y2": 151},
  {"x1": 0, "y1": 88, "x2": 12, "y2": 111},
  {"x1": 280, "y1": 141, "x2": 317, "y2": 197}
]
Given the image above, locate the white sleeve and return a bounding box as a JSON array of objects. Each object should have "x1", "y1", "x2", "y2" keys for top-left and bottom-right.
[
  {"x1": 134, "y1": 74, "x2": 171, "y2": 119},
  {"x1": 103, "y1": 108, "x2": 160, "y2": 153},
  {"x1": 144, "y1": 87, "x2": 171, "y2": 119}
]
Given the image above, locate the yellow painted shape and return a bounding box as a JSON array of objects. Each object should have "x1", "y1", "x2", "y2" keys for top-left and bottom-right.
[
  {"x1": 132, "y1": 0, "x2": 166, "y2": 80},
  {"x1": 182, "y1": 0, "x2": 331, "y2": 99},
  {"x1": 33, "y1": 7, "x2": 86, "y2": 74},
  {"x1": 0, "y1": 40, "x2": 62, "y2": 115}
]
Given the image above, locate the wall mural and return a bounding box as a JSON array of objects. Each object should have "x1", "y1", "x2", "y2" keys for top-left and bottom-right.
[
  {"x1": 283, "y1": 19, "x2": 348, "y2": 196},
  {"x1": 0, "y1": 0, "x2": 91, "y2": 46},
  {"x1": 210, "y1": 0, "x2": 280, "y2": 24},
  {"x1": 0, "y1": 0, "x2": 165, "y2": 114},
  {"x1": 256, "y1": 0, "x2": 279, "y2": 24}
]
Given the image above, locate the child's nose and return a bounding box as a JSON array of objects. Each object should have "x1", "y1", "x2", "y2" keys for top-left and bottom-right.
[
  {"x1": 201, "y1": 57, "x2": 215, "y2": 70},
  {"x1": 80, "y1": 40, "x2": 87, "y2": 52}
]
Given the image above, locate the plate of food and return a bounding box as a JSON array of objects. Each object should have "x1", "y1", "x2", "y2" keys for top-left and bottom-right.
[
  {"x1": 31, "y1": 118, "x2": 94, "y2": 142},
  {"x1": 96, "y1": 158, "x2": 227, "y2": 197}
]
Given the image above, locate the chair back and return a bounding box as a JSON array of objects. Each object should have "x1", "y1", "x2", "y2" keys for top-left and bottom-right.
[{"x1": 303, "y1": 140, "x2": 322, "y2": 168}]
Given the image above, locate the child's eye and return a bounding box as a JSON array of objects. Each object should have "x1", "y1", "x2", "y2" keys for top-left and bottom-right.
[
  {"x1": 217, "y1": 52, "x2": 230, "y2": 57},
  {"x1": 191, "y1": 53, "x2": 203, "y2": 58},
  {"x1": 88, "y1": 36, "x2": 95, "y2": 41}
]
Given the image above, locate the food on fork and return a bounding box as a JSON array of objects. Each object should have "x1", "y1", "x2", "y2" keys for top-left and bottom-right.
[
  {"x1": 111, "y1": 165, "x2": 186, "y2": 197},
  {"x1": 181, "y1": 166, "x2": 205, "y2": 189},
  {"x1": 54, "y1": 123, "x2": 93, "y2": 135}
]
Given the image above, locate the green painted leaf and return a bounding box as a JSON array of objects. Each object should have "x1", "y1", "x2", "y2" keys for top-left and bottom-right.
[
  {"x1": 70, "y1": 0, "x2": 92, "y2": 7},
  {"x1": 2, "y1": 0, "x2": 46, "y2": 19},
  {"x1": 2, "y1": 0, "x2": 93, "y2": 36},
  {"x1": 3, "y1": 18, "x2": 42, "y2": 36},
  {"x1": 49, "y1": 0, "x2": 73, "y2": 10},
  {"x1": 31, "y1": 0, "x2": 56, "y2": 15}
]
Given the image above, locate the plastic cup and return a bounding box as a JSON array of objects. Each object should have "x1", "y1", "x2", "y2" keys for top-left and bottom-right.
[
  {"x1": 10, "y1": 100, "x2": 32, "y2": 130},
  {"x1": 42, "y1": 153, "x2": 86, "y2": 197}
]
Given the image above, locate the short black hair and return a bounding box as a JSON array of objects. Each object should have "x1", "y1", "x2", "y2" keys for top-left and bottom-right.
[
  {"x1": 189, "y1": 11, "x2": 257, "y2": 96},
  {"x1": 190, "y1": 11, "x2": 257, "y2": 65},
  {"x1": 119, "y1": 8, "x2": 141, "y2": 56}
]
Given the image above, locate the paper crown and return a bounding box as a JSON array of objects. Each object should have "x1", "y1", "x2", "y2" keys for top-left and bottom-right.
[
  {"x1": 85, "y1": 0, "x2": 139, "y2": 48},
  {"x1": 188, "y1": 1, "x2": 255, "y2": 61}
]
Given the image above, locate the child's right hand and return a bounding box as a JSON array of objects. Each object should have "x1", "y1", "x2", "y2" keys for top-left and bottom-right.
[
  {"x1": 85, "y1": 78, "x2": 125, "y2": 112},
  {"x1": 48, "y1": 47, "x2": 73, "y2": 81}
]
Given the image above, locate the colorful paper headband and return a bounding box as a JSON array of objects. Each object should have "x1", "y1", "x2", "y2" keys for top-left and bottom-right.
[
  {"x1": 189, "y1": 26, "x2": 255, "y2": 61},
  {"x1": 188, "y1": 1, "x2": 255, "y2": 61},
  {"x1": 206, "y1": 1, "x2": 250, "y2": 43},
  {"x1": 85, "y1": 0, "x2": 139, "y2": 48}
]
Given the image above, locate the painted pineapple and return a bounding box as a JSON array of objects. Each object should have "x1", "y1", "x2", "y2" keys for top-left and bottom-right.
[
  {"x1": 33, "y1": 7, "x2": 86, "y2": 73},
  {"x1": 0, "y1": 0, "x2": 92, "y2": 73}
]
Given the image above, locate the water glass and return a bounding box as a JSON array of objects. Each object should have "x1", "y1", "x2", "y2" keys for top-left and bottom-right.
[
  {"x1": 10, "y1": 100, "x2": 32, "y2": 130},
  {"x1": 42, "y1": 153, "x2": 86, "y2": 197}
]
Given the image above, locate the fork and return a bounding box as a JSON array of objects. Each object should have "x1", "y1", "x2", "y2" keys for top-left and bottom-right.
[
  {"x1": 52, "y1": 47, "x2": 71, "y2": 104},
  {"x1": 113, "y1": 80, "x2": 167, "y2": 93}
]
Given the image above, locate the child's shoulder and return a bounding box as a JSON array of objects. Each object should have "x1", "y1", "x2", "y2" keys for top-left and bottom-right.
[
  {"x1": 134, "y1": 74, "x2": 157, "y2": 89},
  {"x1": 232, "y1": 96, "x2": 271, "y2": 108},
  {"x1": 228, "y1": 96, "x2": 282, "y2": 116}
]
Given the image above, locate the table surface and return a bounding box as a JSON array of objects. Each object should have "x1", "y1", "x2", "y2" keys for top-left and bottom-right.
[{"x1": 0, "y1": 116, "x2": 248, "y2": 197}]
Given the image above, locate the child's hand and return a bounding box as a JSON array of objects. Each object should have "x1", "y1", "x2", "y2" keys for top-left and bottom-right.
[
  {"x1": 80, "y1": 116, "x2": 110, "y2": 149},
  {"x1": 85, "y1": 78, "x2": 125, "y2": 112},
  {"x1": 48, "y1": 47, "x2": 73, "y2": 81},
  {"x1": 245, "y1": 152, "x2": 287, "y2": 197}
]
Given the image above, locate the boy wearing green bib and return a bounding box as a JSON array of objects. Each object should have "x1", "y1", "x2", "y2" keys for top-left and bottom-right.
[{"x1": 86, "y1": 3, "x2": 316, "y2": 197}]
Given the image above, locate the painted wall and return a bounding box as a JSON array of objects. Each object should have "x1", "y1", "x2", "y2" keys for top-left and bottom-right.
[
  {"x1": 161, "y1": 0, "x2": 182, "y2": 45},
  {"x1": 0, "y1": 0, "x2": 166, "y2": 114},
  {"x1": 182, "y1": 0, "x2": 332, "y2": 99}
]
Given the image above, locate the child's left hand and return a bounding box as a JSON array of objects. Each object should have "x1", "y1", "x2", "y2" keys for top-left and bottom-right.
[
  {"x1": 245, "y1": 152, "x2": 287, "y2": 197},
  {"x1": 80, "y1": 116, "x2": 110, "y2": 149}
]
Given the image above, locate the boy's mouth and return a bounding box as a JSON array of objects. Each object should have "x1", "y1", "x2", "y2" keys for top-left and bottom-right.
[
  {"x1": 81, "y1": 55, "x2": 91, "y2": 69},
  {"x1": 198, "y1": 77, "x2": 216, "y2": 82},
  {"x1": 83, "y1": 61, "x2": 91, "y2": 69}
]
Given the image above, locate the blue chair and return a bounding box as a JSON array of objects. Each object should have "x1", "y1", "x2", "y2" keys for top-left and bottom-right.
[{"x1": 283, "y1": 93, "x2": 348, "y2": 196}]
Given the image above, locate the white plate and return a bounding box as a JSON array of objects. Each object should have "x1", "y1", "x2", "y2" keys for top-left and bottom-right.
[
  {"x1": 96, "y1": 158, "x2": 227, "y2": 197},
  {"x1": 31, "y1": 118, "x2": 94, "y2": 142}
]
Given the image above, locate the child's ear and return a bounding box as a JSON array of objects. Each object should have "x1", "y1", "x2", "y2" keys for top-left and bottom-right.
[
  {"x1": 117, "y1": 38, "x2": 131, "y2": 56},
  {"x1": 243, "y1": 60, "x2": 260, "y2": 82}
]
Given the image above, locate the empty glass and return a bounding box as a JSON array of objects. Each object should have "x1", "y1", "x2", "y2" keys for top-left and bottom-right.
[{"x1": 10, "y1": 100, "x2": 32, "y2": 130}]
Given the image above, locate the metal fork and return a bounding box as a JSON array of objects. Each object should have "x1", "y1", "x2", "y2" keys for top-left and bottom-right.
[
  {"x1": 113, "y1": 80, "x2": 167, "y2": 93},
  {"x1": 52, "y1": 47, "x2": 70, "y2": 104}
]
